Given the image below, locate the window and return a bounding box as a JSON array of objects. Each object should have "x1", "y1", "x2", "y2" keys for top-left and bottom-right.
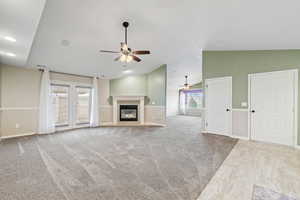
[
  {"x1": 75, "y1": 87, "x2": 92, "y2": 124},
  {"x1": 51, "y1": 84, "x2": 70, "y2": 126},
  {"x1": 179, "y1": 89, "x2": 203, "y2": 116},
  {"x1": 186, "y1": 90, "x2": 203, "y2": 109}
]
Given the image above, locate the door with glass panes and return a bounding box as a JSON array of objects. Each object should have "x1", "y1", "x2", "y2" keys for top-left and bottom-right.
[{"x1": 51, "y1": 84, "x2": 92, "y2": 129}]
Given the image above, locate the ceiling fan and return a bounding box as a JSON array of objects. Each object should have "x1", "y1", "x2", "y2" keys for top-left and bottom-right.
[
  {"x1": 100, "y1": 21, "x2": 150, "y2": 63},
  {"x1": 180, "y1": 75, "x2": 190, "y2": 90}
]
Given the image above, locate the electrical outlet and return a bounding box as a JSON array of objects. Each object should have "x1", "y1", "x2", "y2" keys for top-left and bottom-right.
[{"x1": 15, "y1": 124, "x2": 20, "y2": 129}]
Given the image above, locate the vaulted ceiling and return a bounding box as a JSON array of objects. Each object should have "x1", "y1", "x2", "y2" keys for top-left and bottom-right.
[{"x1": 1, "y1": 0, "x2": 300, "y2": 85}]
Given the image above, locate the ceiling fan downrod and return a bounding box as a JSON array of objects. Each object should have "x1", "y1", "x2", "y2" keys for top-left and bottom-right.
[{"x1": 123, "y1": 21, "x2": 129, "y2": 45}]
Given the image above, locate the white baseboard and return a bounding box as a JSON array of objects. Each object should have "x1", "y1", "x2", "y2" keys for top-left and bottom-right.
[
  {"x1": 202, "y1": 130, "x2": 249, "y2": 140},
  {"x1": 231, "y1": 135, "x2": 249, "y2": 140},
  {"x1": 295, "y1": 145, "x2": 300, "y2": 150},
  {"x1": 1, "y1": 132, "x2": 36, "y2": 140}
]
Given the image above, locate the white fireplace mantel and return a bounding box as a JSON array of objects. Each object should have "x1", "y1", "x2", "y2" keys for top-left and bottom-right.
[{"x1": 112, "y1": 96, "x2": 145, "y2": 124}]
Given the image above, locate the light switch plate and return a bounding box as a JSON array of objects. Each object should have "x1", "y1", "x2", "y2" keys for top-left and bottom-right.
[{"x1": 241, "y1": 102, "x2": 248, "y2": 107}]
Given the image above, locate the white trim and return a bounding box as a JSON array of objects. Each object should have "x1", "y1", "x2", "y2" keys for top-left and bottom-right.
[
  {"x1": 202, "y1": 130, "x2": 228, "y2": 136},
  {"x1": 51, "y1": 80, "x2": 92, "y2": 87},
  {"x1": 231, "y1": 135, "x2": 249, "y2": 140},
  {"x1": 0, "y1": 107, "x2": 38, "y2": 111},
  {"x1": 293, "y1": 70, "x2": 298, "y2": 148},
  {"x1": 232, "y1": 108, "x2": 248, "y2": 112},
  {"x1": 247, "y1": 74, "x2": 252, "y2": 140},
  {"x1": 248, "y1": 69, "x2": 298, "y2": 147},
  {"x1": 1, "y1": 132, "x2": 36, "y2": 139},
  {"x1": 295, "y1": 145, "x2": 300, "y2": 150}
]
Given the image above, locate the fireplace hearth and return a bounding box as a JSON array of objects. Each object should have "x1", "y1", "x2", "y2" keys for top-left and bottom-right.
[{"x1": 119, "y1": 105, "x2": 138, "y2": 121}]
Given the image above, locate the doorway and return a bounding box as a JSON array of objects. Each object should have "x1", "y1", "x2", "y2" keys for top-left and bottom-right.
[
  {"x1": 205, "y1": 76, "x2": 232, "y2": 136},
  {"x1": 248, "y1": 69, "x2": 298, "y2": 146}
]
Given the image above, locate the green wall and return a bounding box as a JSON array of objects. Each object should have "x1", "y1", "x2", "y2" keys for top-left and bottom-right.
[
  {"x1": 190, "y1": 82, "x2": 203, "y2": 89},
  {"x1": 110, "y1": 64, "x2": 167, "y2": 106},
  {"x1": 203, "y1": 50, "x2": 300, "y2": 145},
  {"x1": 147, "y1": 64, "x2": 167, "y2": 106},
  {"x1": 110, "y1": 74, "x2": 147, "y2": 96}
]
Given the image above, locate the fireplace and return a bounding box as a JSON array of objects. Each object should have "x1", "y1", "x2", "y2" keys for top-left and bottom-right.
[{"x1": 119, "y1": 105, "x2": 138, "y2": 121}]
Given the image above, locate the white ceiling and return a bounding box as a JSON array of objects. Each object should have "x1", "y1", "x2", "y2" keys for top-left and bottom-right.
[
  {"x1": 2, "y1": 0, "x2": 300, "y2": 85},
  {"x1": 0, "y1": 0, "x2": 46, "y2": 66}
]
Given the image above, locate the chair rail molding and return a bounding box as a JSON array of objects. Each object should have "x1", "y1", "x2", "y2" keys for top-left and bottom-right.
[{"x1": 0, "y1": 107, "x2": 39, "y2": 111}]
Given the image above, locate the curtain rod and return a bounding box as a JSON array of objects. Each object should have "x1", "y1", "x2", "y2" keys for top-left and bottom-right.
[{"x1": 38, "y1": 68, "x2": 99, "y2": 79}]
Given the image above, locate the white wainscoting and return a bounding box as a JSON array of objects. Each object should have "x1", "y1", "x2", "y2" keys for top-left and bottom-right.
[
  {"x1": 202, "y1": 108, "x2": 249, "y2": 139},
  {"x1": 99, "y1": 105, "x2": 113, "y2": 123},
  {"x1": 232, "y1": 108, "x2": 248, "y2": 139},
  {"x1": 145, "y1": 105, "x2": 166, "y2": 124},
  {"x1": 0, "y1": 107, "x2": 39, "y2": 139}
]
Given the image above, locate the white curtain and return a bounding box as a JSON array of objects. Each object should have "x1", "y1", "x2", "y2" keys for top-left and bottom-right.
[
  {"x1": 38, "y1": 69, "x2": 55, "y2": 134},
  {"x1": 90, "y1": 77, "x2": 99, "y2": 127}
]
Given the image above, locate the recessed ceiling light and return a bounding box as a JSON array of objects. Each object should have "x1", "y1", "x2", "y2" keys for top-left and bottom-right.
[
  {"x1": 0, "y1": 51, "x2": 16, "y2": 57},
  {"x1": 123, "y1": 69, "x2": 132, "y2": 74},
  {"x1": 61, "y1": 40, "x2": 70, "y2": 46},
  {"x1": 6, "y1": 52, "x2": 16, "y2": 57},
  {"x1": 3, "y1": 36, "x2": 16, "y2": 42}
]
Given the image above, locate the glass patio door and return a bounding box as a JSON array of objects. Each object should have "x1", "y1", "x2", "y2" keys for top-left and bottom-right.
[
  {"x1": 52, "y1": 84, "x2": 70, "y2": 127},
  {"x1": 75, "y1": 86, "x2": 92, "y2": 125},
  {"x1": 51, "y1": 83, "x2": 92, "y2": 129}
]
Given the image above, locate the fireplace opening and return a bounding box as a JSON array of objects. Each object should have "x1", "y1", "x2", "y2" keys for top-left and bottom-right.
[{"x1": 119, "y1": 105, "x2": 138, "y2": 121}]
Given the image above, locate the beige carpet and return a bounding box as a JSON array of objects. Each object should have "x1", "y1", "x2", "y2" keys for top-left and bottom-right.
[{"x1": 0, "y1": 116, "x2": 237, "y2": 200}]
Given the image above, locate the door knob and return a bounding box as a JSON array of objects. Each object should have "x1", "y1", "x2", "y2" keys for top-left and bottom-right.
[
  {"x1": 226, "y1": 108, "x2": 230, "y2": 112},
  {"x1": 251, "y1": 110, "x2": 255, "y2": 113}
]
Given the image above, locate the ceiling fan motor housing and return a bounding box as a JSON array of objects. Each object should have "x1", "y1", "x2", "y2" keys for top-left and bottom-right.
[{"x1": 123, "y1": 21, "x2": 129, "y2": 28}]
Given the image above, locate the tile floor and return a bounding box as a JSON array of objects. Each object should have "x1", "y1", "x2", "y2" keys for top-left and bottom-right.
[{"x1": 198, "y1": 140, "x2": 300, "y2": 200}]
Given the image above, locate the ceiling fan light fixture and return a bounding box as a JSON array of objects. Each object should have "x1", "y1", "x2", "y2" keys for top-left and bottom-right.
[
  {"x1": 126, "y1": 55, "x2": 133, "y2": 62},
  {"x1": 99, "y1": 21, "x2": 150, "y2": 63},
  {"x1": 184, "y1": 84, "x2": 190, "y2": 90},
  {"x1": 120, "y1": 54, "x2": 127, "y2": 62}
]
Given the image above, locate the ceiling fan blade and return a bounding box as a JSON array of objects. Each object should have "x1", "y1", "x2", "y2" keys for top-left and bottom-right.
[
  {"x1": 114, "y1": 56, "x2": 122, "y2": 61},
  {"x1": 133, "y1": 50, "x2": 150, "y2": 55},
  {"x1": 100, "y1": 50, "x2": 120, "y2": 53},
  {"x1": 132, "y1": 55, "x2": 141, "y2": 62}
]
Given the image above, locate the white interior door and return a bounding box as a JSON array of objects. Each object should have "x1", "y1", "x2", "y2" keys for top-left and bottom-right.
[
  {"x1": 249, "y1": 70, "x2": 297, "y2": 146},
  {"x1": 205, "y1": 77, "x2": 232, "y2": 136}
]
